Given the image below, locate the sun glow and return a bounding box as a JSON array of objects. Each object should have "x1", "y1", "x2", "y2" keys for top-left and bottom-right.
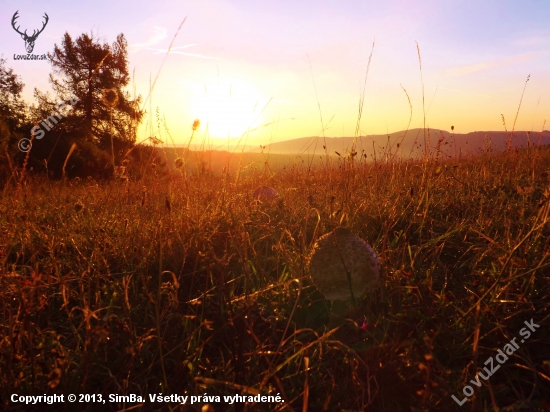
[{"x1": 190, "y1": 80, "x2": 268, "y2": 140}]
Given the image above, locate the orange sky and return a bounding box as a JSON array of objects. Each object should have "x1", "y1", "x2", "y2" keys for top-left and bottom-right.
[{"x1": 2, "y1": 0, "x2": 550, "y2": 147}]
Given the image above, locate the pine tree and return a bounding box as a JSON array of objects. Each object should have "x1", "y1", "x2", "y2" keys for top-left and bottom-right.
[
  {"x1": 37, "y1": 32, "x2": 143, "y2": 154},
  {"x1": 0, "y1": 56, "x2": 27, "y2": 131},
  {"x1": 0, "y1": 57, "x2": 29, "y2": 183}
]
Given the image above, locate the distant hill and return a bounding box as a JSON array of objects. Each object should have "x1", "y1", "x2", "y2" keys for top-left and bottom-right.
[
  {"x1": 249, "y1": 129, "x2": 550, "y2": 159},
  {"x1": 157, "y1": 129, "x2": 550, "y2": 173}
]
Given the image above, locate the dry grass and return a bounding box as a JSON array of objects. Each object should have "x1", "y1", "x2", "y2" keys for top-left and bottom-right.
[{"x1": 1, "y1": 143, "x2": 550, "y2": 411}]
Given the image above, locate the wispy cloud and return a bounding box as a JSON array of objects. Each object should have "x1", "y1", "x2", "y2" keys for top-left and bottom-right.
[
  {"x1": 446, "y1": 52, "x2": 546, "y2": 77},
  {"x1": 144, "y1": 45, "x2": 218, "y2": 60},
  {"x1": 130, "y1": 26, "x2": 167, "y2": 49},
  {"x1": 146, "y1": 44, "x2": 196, "y2": 54}
]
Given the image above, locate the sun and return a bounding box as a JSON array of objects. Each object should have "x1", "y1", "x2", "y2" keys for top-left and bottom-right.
[{"x1": 191, "y1": 80, "x2": 267, "y2": 139}]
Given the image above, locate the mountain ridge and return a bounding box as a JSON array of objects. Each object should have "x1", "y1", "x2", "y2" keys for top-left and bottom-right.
[
  {"x1": 172, "y1": 128, "x2": 550, "y2": 157},
  {"x1": 249, "y1": 128, "x2": 550, "y2": 157}
]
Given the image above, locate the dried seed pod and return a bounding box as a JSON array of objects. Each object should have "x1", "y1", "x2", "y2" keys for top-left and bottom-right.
[
  {"x1": 252, "y1": 186, "x2": 280, "y2": 201},
  {"x1": 308, "y1": 227, "x2": 381, "y2": 301}
]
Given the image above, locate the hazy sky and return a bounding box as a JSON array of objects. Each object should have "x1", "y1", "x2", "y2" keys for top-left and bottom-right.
[{"x1": 1, "y1": 0, "x2": 549, "y2": 146}]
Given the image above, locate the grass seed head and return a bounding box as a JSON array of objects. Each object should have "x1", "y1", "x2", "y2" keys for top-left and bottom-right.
[
  {"x1": 175, "y1": 157, "x2": 185, "y2": 169},
  {"x1": 101, "y1": 88, "x2": 119, "y2": 108}
]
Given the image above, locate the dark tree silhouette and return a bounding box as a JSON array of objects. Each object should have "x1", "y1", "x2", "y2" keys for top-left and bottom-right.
[
  {"x1": 0, "y1": 57, "x2": 29, "y2": 183},
  {"x1": 36, "y1": 32, "x2": 143, "y2": 152},
  {"x1": 0, "y1": 56, "x2": 27, "y2": 131},
  {"x1": 29, "y1": 32, "x2": 145, "y2": 178}
]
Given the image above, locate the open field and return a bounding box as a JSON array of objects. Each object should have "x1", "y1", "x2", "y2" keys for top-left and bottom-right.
[
  {"x1": 1, "y1": 144, "x2": 549, "y2": 411},
  {"x1": 3, "y1": 1, "x2": 550, "y2": 410}
]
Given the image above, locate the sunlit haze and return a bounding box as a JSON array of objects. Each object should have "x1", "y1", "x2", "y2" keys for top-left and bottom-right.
[{"x1": 1, "y1": 0, "x2": 550, "y2": 147}]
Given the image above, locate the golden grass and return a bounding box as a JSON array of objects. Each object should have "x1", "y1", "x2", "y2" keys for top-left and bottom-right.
[{"x1": 1, "y1": 143, "x2": 550, "y2": 411}]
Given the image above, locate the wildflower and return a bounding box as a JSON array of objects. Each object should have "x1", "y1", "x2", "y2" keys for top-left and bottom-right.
[
  {"x1": 192, "y1": 119, "x2": 200, "y2": 131},
  {"x1": 357, "y1": 318, "x2": 370, "y2": 331}
]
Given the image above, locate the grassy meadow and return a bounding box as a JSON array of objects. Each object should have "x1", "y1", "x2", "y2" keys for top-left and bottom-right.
[{"x1": 1, "y1": 139, "x2": 550, "y2": 411}]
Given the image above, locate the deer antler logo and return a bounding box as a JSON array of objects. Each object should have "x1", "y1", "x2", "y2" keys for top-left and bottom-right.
[{"x1": 11, "y1": 11, "x2": 49, "y2": 54}]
